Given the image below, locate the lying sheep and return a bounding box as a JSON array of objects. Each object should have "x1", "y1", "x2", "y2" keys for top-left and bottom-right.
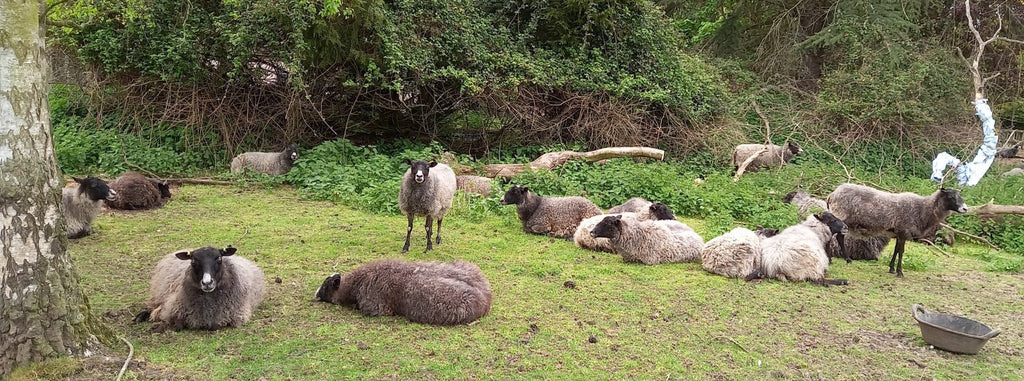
[
  {"x1": 751, "y1": 213, "x2": 848, "y2": 285},
  {"x1": 782, "y1": 189, "x2": 888, "y2": 262},
  {"x1": 456, "y1": 175, "x2": 493, "y2": 197},
  {"x1": 1001, "y1": 161, "x2": 1024, "y2": 177},
  {"x1": 781, "y1": 190, "x2": 827, "y2": 219},
  {"x1": 230, "y1": 144, "x2": 300, "y2": 175},
  {"x1": 732, "y1": 142, "x2": 802, "y2": 173},
  {"x1": 63, "y1": 176, "x2": 117, "y2": 239},
  {"x1": 701, "y1": 227, "x2": 777, "y2": 278},
  {"x1": 106, "y1": 172, "x2": 171, "y2": 210},
  {"x1": 134, "y1": 246, "x2": 265, "y2": 330},
  {"x1": 827, "y1": 183, "x2": 967, "y2": 277},
  {"x1": 398, "y1": 160, "x2": 457, "y2": 252},
  {"x1": 500, "y1": 186, "x2": 602, "y2": 239},
  {"x1": 574, "y1": 203, "x2": 678, "y2": 253},
  {"x1": 590, "y1": 215, "x2": 704, "y2": 264},
  {"x1": 315, "y1": 259, "x2": 492, "y2": 325},
  {"x1": 996, "y1": 143, "x2": 1021, "y2": 158}
]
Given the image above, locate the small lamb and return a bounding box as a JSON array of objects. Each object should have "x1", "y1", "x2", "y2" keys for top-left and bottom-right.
[
  {"x1": 398, "y1": 159, "x2": 457, "y2": 252},
  {"x1": 230, "y1": 144, "x2": 300, "y2": 175},
  {"x1": 106, "y1": 172, "x2": 171, "y2": 210},
  {"x1": 134, "y1": 246, "x2": 265, "y2": 330},
  {"x1": 590, "y1": 215, "x2": 704, "y2": 264},
  {"x1": 315, "y1": 259, "x2": 492, "y2": 325},
  {"x1": 63, "y1": 176, "x2": 117, "y2": 239},
  {"x1": 752, "y1": 213, "x2": 848, "y2": 286},
  {"x1": 500, "y1": 186, "x2": 602, "y2": 239},
  {"x1": 732, "y1": 142, "x2": 802, "y2": 173}
]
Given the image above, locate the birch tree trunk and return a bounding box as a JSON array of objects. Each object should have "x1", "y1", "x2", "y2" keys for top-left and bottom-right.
[{"x1": 1, "y1": 0, "x2": 109, "y2": 375}]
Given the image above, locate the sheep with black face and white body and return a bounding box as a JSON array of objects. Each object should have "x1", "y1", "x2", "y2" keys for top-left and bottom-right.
[
  {"x1": 63, "y1": 176, "x2": 117, "y2": 239},
  {"x1": 589, "y1": 215, "x2": 703, "y2": 264},
  {"x1": 398, "y1": 159, "x2": 457, "y2": 252},
  {"x1": 751, "y1": 212, "x2": 849, "y2": 286},
  {"x1": 230, "y1": 144, "x2": 300, "y2": 175},
  {"x1": 574, "y1": 202, "x2": 677, "y2": 253},
  {"x1": 781, "y1": 189, "x2": 890, "y2": 262},
  {"x1": 500, "y1": 186, "x2": 602, "y2": 239}
]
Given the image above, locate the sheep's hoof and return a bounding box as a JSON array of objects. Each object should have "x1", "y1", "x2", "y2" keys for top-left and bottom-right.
[
  {"x1": 895, "y1": 272, "x2": 904, "y2": 278},
  {"x1": 435, "y1": 236, "x2": 442, "y2": 245}
]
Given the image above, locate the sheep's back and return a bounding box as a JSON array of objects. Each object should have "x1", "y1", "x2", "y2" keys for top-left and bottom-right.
[
  {"x1": 231, "y1": 152, "x2": 289, "y2": 175},
  {"x1": 607, "y1": 198, "x2": 651, "y2": 214},
  {"x1": 397, "y1": 261, "x2": 492, "y2": 325},
  {"x1": 701, "y1": 228, "x2": 761, "y2": 278},
  {"x1": 828, "y1": 183, "x2": 911, "y2": 237},
  {"x1": 108, "y1": 172, "x2": 162, "y2": 210},
  {"x1": 759, "y1": 224, "x2": 829, "y2": 282},
  {"x1": 526, "y1": 196, "x2": 602, "y2": 238}
]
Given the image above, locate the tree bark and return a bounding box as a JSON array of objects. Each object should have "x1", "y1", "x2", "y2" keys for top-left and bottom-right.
[
  {"x1": 967, "y1": 200, "x2": 1024, "y2": 216},
  {"x1": 1, "y1": 0, "x2": 110, "y2": 376}
]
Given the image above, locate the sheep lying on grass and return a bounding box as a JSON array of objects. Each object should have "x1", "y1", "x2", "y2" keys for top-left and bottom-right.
[
  {"x1": 574, "y1": 203, "x2": 677, "y2": 253},
  {"x1": 316, "y1": 259, "x2": 492, "y2": 325},
  {"x1": 456, "y1": 175, "x2": 493, "y2": 197},
  {"x1": 63, "y1": 176, "x2": 117, "y2": 239},
  {"x1": 230, "y1": 144, "x2": 299, "y2": 175},
  {"x1": 398, "y1": 159, "x2": 457, "y2": 252},
  {"x1": 590, "y1": 215, "x2": 703, "y2": 264},
  {"x1": 134, "y1": 246, "x2": 265, "y2": 330},
  {"x1": 106, "y1": 172, "x2": 171, "y2": 210},
  {"x1": 751, "y1": 213, "x2": 848, "y2": 286},
  {"x1": 500, "y1": 186, "x2": 602, "y2": 239},
  {"x1": 782, "y1": 189, "x2": 889, "y2": 262},
  {"x1": 827, "y1": 183, "x2": 967, "y2": 278},
  {"x1": 701, "y1": 227, "x2": 777, "y2": 278},
  {"x1": 732, "y1": 142, "x2": 802, "y2": 173}
]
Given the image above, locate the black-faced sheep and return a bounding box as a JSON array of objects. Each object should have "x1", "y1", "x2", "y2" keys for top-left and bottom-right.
[
  {"x1": 732, "y1": 142, "x2": 802, "y2": 172},
  {"x1": 134, "y1": 246, "x2": 265, "y2": 330},
  {"x1": 701, "y1": 227, "x2": 777, "y2": 278},
  {"x1": 500, "y1": 186, "x2": 602, "y2": 239},
  {"x1": 996, "y1": 143, "x2": 1021, "y2": 158},
  {"x1": 590, "y1": 215, "x2": 704, "y2": 264},
  {"x1": 751, "y1": 213, "x2": 848, "y2": 286},
  {"x1": 827, "y1": 183, "x2": 967, "y2": 278},
  {"x1": 106, "y1": 172, "x2": 171, "y2": 210},
  {"x1": 398, "y1": 159, "x2": 457, "y2": 252},
  {"x1": 574, "y1": 203, "x2": 677, "y2": 253},
  {"x1": 781, "y1": 189, "x2": 889, "y2": 262},
  {"x1": 315, "y1": 259, "x2": 492, "y2": 326},
  {"x1": 63, "y1": 176, "x2": 117, "y2": 239},
  {"x1": 230, "y1": 144, "x2": 300, "y2": 175}
]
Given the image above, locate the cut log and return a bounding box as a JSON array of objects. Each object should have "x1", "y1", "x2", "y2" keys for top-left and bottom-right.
[
  {"x1": 463, "y1": 147, "x2": 665, "y2": 179},
  {"x1": 967, "y1": 199, "x2": 1024, "y2": 216}
]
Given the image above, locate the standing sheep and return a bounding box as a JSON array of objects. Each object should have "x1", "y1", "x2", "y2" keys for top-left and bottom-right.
[
  {"x1": 106, "y1": 172, "x2": 172, "y2": 210},
  {"x1": 781, "y1": 189, "x2": 889, "y2": 262},
  {"x1": 315, "y1": 259, "x2": 492, "y2": 326},
  {"x1": 732, "y1": 142, "x2": 802, "y2": 173},
  {"x1": 398, "y1": 159, "x2": 457, "y2": 252},
  {"x1": 752, "y1": 213, "x2": 848, "y2": 286},
  {"x1": 134, "y1": 246, "x2": 265, "y2": 330},
  {"x1": 574, "y1": 203, "x2": 677, "y2": 253},
  {"x1": 230, "y1": 144, "x2": 300, "y2": 175},
  {"x1": 827, "y1": 183, "x2": 967, "y2": 277},
  {"x1": 701, "y1": 227, "x2": 777, "y2": 278},
  {"x1": 63, "y1": 176, "x2": 117, "y2": 239},
  {"x1": 499, "y1": 186, "x2": 602, "y2": 239},
  {"x1": 590, "y1": 215, "x2": 704, "y2": 264}
]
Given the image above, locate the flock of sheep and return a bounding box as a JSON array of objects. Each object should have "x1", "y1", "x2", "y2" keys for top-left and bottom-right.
[{"x1": 56, "y1": 141, "x2": 969, "y2": 331}]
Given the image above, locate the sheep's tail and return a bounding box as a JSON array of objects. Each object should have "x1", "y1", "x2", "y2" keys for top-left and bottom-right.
[{"x1": 132, "y1": 309, "x2": 152, "y2": 323}]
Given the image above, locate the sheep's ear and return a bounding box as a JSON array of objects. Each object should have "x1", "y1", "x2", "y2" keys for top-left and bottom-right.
[
  {"x1": 221, "y1": 246, "x2": 237, "y2": 256},
  {"x1": 72, "y1": 177, "x2": 83, "y2": 183},
  {"x1": 521, "y1": 186, "x2": 529, "y2": 193},
  {"x1": 403, "y1": 159, "x2": 412, "y2": 166},
  {"x1": 429, "y1": 160, "x2": 438, "y2": 167},
  {"x1": 174, "y1": 250, "x2": 192, "y2": 260}
]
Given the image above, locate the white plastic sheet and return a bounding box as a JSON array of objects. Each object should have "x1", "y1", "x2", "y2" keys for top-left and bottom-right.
[{"x1": 930, "y1": 98, "x2": 998, "y2": 186}]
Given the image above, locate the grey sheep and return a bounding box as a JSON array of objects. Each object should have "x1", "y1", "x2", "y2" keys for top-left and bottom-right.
[
  {"x1": 398, "y1": 160, "x2": 457, "y2": 252},
  {"x1": 134, "y1": 246, "x2": 265, "y2": 330},
  {"x1": 456, "y1": 175, "x2": 493, "y2": 197},
  {"x1": 781, "y1": 190, "x2": 827, "y2": 219},
  {"x1": 827, "y1": 183, "x2": 967, "y2": 277},
  {"x1": 574, "y1": 203, "x2": 677, "y2": 253},
  {"x1": 63, "y1": 176, "x2": 117, "y2": 239},
  {"x1": 315, "y1": 259, "x2": 492, "y2": 326},
  {"x1": 1000, "y1": 161, "x2": 1024, "y2": 177},
  {"x1": 230, "y1": 144, "x2": 299, "y2": 175},
  {"x1": 732, "y1": 142, "x2": 802, "y2": 173},
  {"x1": 590, "y1": 215, "x2": 704, "y2": 265},
  {"x1": 751, "y1": 213, "x2": 848, "y2": 286},
  {"x1": 995, "y1": 143, "x2": 1020, "y2": 158},
  {"x1": 500, "y1": 186, "x2": 602, "y2": 239},
  {"x1": 106, "y1": 172, "x2": 171, "y2": 210},
  {"x1": 781, "y1": 189, "x2": 889, "y2": 262},
  {"x1": 701, "y1": 227, "x2": 777, "y2": 278}
]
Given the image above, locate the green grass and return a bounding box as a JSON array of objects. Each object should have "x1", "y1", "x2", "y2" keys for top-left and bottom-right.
[{"x1": 67, "y1": 185, "x2": 1024, "y2": 380}]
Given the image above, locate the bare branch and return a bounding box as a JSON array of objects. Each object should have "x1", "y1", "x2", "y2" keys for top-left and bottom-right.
[
  {"x1": 983, "y1": 73, "x2": 1001, "y2": 86},
  {"x1": 997, "y1": 36, "x2": 1024, "y2": 45}
]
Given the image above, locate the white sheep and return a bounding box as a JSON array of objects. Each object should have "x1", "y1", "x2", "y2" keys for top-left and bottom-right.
[
  {"x1": 230, "y1": 144, "x2": 299, "y2": 175},
  {"x1": 398, "y1": 159, "x2": 457, "y2": 252},
  {"x1": 701, "y1": 227, "x2": 777, "y2": 278},
  {"x1": 753, "y1": 213, "x2": 848, "y2": 285},
  {"x1": 590, "y1": 215, "x2": 704, "y2": 264}
]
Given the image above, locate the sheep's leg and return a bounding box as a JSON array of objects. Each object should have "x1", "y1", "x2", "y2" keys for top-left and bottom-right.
[
  {"x1": 435, "y1": 217, "x2": 443, "y2": 245},
  {"x1": 894, "y1": 238, "x2": 906, "y2": 278},
  {"x1": 402, "y1": 214, "x2": 414, "y2": 253},
  {"x1": 425, "y1": 216, "x2": 434, "y2": 251}
]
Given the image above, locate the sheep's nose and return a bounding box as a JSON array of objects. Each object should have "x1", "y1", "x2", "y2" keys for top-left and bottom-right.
[
  {"x1": 200, "y1": 273, "x2": 216, "y2": 292},
  {"x1": 107, "y1": 190, "x2": 118, "y2": 200},
  {"x1": 958, "y1": 206, "x2": 969, "y2": 213}
]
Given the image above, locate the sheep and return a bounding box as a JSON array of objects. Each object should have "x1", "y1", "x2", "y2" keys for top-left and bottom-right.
[
  {"x1": 700, "y1": 227, "x2": 777, "y2": 278},
  {"x1": 781, "y1": 189, "x2": 889, "y2": 262},
  {"x1": 589, "y1": 215, "x2": 704, "y2": 264},
  {"x1": 315, "y1": 259, "x2": 492, "y2": 326},
  {"x1": 106, "y1": 172, "x2": 171, "y2": 210},
  {"x1": 456, "y1": 175, "x2": 493, "y2": 197},
  {"x1": 751, "y1": 213, "x2": 849, "y2": 286},
  {"x1": 62, "y1": 176, "x2": 117, "y2": 239},
  {"x1": 732, "y1": 142, "x2": 802, "y2": 173},
  {"x1": 1001, "y1": 161, "x2": 1024, "y2": 177},
  {"x1": 398, "y1": 159, "x2": 457, "y2": 252},
  {"x1": 781, "y1": 190, "x2": 827, "y2": 219},
  {"x1": 574, "y1": 203, "x2": 678, "y2": 253},
  {"x1": 133, "y1": 246, "x2": 265, "y2": 330},
  {"x1": 996, "y1": 143, "x2": 1021, "y2": 158},
  {"x1": 499, "y1": 186, "x2": 602, "y2": 239},
  {"x1": 827, "y1": 183, "x2": 968, "y2": 277},
  {"x1": 230, "y1": 144, "x2": 300, "y2": 175}
]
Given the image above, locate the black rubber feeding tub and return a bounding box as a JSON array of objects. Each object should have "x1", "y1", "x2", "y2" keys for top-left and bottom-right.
[{"x1": 912, "y1": 304, "x2": 1001, "y2": 354}]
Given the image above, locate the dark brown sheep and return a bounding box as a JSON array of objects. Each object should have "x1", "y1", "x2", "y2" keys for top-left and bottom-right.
[{"x1": 106, "y1": 172, "x2": 171, "y2": 210}]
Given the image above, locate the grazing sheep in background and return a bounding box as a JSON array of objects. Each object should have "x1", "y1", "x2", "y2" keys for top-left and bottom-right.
[
  {"x1": 781, "y1": 189, "x2": 889, "y2": 262},
  {"x1": 456, "y1": 175, "x2": 493, "y2": 197},
  {"x1": 315, "y1": 259, "x2": 492, "y2": 326},
  {"x1": 996, "y1": 143, "x2": 1021, "y2": 158},
  {"x1": 590, "y1": 215, "x2": 704, "y2": 264},
  {"x1": 827, "y1": 183, "x2": 967, "y2": 277},
  {"x1": 134, "y1": 246, "x2": 265, "y2": 330},
  {"x1": 106, "y1": 172, "x2": 171, "y2": 210},
  {"x1": 752, "y1": 213, "x2": 848, "y2": 285},
  {"x1": 63, "y1": 176, "x2": 117, "y2": 239},
  {"x1": 398, "y1": 159, "x2": 457, "y2": 252},
  {"x1": 732, "y1": 142, "x2": 802, "y2": 172},
  {"x1": 500, "y1": 186, "x2": 602, "y2": 239},
  {"x1": 701, "y1": 227, "x2": 777, "y2": 278},
  {"x1": 781, "y1": 190, "x2": 827, "y2": 219},
  {"x1": 230, "y1": 144, "x2": 300, "y2": 175}
]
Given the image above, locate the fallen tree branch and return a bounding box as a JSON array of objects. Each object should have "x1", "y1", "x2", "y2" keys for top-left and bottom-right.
[
  {"x1": 164, "y1": 178, "x2": 236, "y2": 186},
  {"x1": 940, "y1": 222, "x2": 1000, "y2": 250},
  {"x1": 966, "y1": 199, "x2": 1024, "y2": 216},
  {"x1": 465, "y1": 147, "x2": 665, "y2": 178},
  {"x1": 732, "y1": 147, "x2": 769, "y2": 181}
]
